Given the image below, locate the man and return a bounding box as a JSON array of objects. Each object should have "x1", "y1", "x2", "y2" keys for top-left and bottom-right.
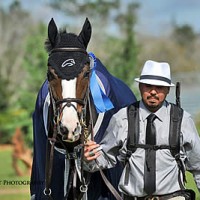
[{"x1": 84, "y1": 60, "x2": 200, "y2": 199}]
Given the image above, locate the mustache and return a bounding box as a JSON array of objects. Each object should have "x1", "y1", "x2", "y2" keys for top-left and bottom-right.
[{"x1": 147, "y1": 95, "x2": 159, "y2": 100}]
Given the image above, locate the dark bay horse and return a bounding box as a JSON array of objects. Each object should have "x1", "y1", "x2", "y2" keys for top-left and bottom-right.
[{"x1": 30, "y1": 18, "x2": 136, "y2": 200}]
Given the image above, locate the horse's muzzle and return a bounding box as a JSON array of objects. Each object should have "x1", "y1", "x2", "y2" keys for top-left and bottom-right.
[{"x1": 59, "y1": 123, "x2": 81, "y2": 143}]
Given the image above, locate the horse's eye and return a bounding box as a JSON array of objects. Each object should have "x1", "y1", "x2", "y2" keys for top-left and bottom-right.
[
  {"x1": 47, "y1": 71, "x2": 55, "y2": 81},
  {"x1": 83, "y1": 71, "x2": 90, "y2": 79}
]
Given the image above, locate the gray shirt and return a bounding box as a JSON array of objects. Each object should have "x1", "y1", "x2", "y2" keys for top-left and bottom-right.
[{"x1": 85, "y1": 100, "x2": 200, "y2": 197}]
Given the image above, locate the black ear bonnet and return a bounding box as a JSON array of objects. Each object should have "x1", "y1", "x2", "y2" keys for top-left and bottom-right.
[{"x1": 46, "y1": 18, "x2": 91, "y2": 80}]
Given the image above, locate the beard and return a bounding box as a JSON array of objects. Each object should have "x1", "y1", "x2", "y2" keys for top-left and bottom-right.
[{"x1": 143, "y1": 96, "x2": 163, "y2": 112}]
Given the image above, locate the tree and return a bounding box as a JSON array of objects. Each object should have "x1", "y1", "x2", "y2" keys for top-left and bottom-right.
[
  {"x1": 49, "y1": 0, "x2": 119, "y2": 22},
  {"x1": 48, "y1": 0, "x2": 140, "y2": 87},
  {"x1": 170, "y1": 24, "x2": 198, "y2": 72},
  {"x1": 111, "y1": 2, "x2": 140, "y2": 86},
  {"x1": 0, "y1": 1, "x2": 31, "y2": 108},
  {"x1": 0, "y1": 1, "x2": 33, "y2": 143},
  {"x1": 14, "y1": 22, "x2": 48, "y2": 146},
  {"x1": 0, "y1": 1, "x2": 47, "y2": 145},
  {"x1": 172, "y1": 24, "x2": 196, "y2": 47}
]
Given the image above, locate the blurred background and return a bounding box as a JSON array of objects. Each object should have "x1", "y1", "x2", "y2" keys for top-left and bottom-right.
[{"x1": 0, "y1": 0, "x2": 199, "y2": 199}]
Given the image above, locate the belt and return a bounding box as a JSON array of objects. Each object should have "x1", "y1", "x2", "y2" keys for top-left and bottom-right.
[{"x1": 124, "y1": 190, "x2": 190, "y2": 200}]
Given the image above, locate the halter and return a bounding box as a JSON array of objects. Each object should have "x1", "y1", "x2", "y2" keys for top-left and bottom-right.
[{"x1": 48, "y1": 83, "x2": 90, "y2": 142}]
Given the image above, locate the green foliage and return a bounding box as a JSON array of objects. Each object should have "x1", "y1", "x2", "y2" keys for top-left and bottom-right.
[
  {"x1": 19, "y1": 22, "x2": 47, "y2": 113},
  {"x1": 102, "y1": 2, "x2": 140, "y2": 88},
  {"x1": 0, "y1": 0, "x2": 31, "y2": 113},
  {"x1": 0, "y1": 2, "x2": 33, "y2": 144},
  {"x1": 0, "y1": 79, "x2": 11, "y2": 111},
  {"x1": 102, "y1": 36, "x2": 138, "y2": 87},
  {"x1": 0, "y1": 16, "x2": 47, "y2": 145},
  {"x1": 16, "y1": 23, "x2": 47, "y2": 146},
  {"x1": 0, "y1": 107, "x2": 32, "y2": 144},
  {"x1": 22, "y1": 23, "x2": 47, "y2": 90}
]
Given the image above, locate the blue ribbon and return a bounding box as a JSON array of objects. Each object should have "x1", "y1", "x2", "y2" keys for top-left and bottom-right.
[{"x1": 89, "y1": 52, "x2": 114, "y2": 113}]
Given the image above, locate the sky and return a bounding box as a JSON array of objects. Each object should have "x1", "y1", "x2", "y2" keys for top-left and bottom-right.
[
  {"x1": 136, "y1": 0, "x2": 200, "y2": 36},
  {"x1": 1, "y1": 0, "x2": 200, "y2": 36}
]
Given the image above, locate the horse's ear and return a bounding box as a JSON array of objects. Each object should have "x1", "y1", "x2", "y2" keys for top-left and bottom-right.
[
  {"x1": 78, "y1": 18, "x2": 92, "y2": 49},
  {"x1": 48, "y1": 18, "x2": 59, "y2": 47}
]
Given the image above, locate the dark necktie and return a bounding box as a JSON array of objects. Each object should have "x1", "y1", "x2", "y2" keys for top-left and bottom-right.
[{"x1": 144, "y1": 113, "x2": 157, "y2": 195}]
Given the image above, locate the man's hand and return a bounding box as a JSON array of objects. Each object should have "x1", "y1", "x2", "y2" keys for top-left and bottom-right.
[{"x1": 84, "y1": 140, "x2": 102, "y2": 161}]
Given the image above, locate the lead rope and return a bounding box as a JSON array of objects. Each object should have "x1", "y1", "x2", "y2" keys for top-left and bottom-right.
[
  {"x1": 43, "y1": 85, "x2": 59, "y2": 200},
  {"x1": 77, "y1": 87, "x2": 94, "y2": 199},
  {"x1": 43, "y1": 128, "x2": 57, "y2": 200},
  {"x1": 86, "y1": 91, "x2": 123, "y2": 200},
  {"x1": 95, "y1": 160, "x2": 123, "y2": 200}
]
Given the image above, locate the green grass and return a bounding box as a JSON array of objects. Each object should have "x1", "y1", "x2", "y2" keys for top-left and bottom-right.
[
  {"x1": 186, "y1": 172, "x2": 200, "y2": 199},
  {"x1": 0, "y1": 147, "x2": 30, "y2": 200},
  {"x1": 0, "y1": 147, "x2": 199, "y2": 199},
  {"x1": 0, "y1": 194, "x2": 29, "y2": 200}
]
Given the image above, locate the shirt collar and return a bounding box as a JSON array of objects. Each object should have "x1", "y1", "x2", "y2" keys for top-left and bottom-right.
[{"x1": 140, "y1": 100, "x2": 169, "y2": 122}]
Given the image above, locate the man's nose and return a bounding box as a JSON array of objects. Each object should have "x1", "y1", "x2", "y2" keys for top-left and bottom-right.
[{"x1": 149, "y1": 87, "x2": 157, "y2": 94}]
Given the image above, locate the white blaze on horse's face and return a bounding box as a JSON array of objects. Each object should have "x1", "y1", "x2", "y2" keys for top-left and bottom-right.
[{"x1": 61, "y1": 78, "x2": 81, "y2": 141}]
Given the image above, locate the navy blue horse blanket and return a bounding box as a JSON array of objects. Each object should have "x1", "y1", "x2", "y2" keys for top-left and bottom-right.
[{"x1": 30, "y1": 57, "x2": 136, "y2": 200}]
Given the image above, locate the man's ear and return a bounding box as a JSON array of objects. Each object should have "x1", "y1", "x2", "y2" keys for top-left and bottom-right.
[{"x1": 167, "y1": 87, "x2": 170, "y2": 94}]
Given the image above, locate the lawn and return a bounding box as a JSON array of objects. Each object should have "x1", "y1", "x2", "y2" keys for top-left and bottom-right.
[
  {"x1": 186, "y1": 171, "x2": 200, "y2": 199},
  {"x1": 0, "y1": 146, "x2": 30, "y2": 200},
  {"x1": 0, "y1": 146, "x2": 199, "y2": 199}
]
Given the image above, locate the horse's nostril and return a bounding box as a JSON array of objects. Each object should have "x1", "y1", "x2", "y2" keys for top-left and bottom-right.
[
  {"x1": 62, "y1": 134, "x2": 67, "y2": 141},
  {"x1": 60, "y1": 125, "x2": 68, "y2": 135},
  {"x1": 74, "y1": 124, "x2": 81, "y2": 135}
]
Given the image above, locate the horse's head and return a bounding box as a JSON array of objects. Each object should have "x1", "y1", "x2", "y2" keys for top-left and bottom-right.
[{"x1": 45, "y1": 18, "x2": 92, "y2": 143}]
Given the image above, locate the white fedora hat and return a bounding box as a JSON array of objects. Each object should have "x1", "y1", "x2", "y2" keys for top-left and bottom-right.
[{"x1": 135, "y1": 60, "x2": 175, "y2": 87}]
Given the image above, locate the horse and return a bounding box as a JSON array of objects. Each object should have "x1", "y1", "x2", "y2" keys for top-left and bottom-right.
[{"x1": 30, "y1": 18, "x2": 136, "y2": 200}]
